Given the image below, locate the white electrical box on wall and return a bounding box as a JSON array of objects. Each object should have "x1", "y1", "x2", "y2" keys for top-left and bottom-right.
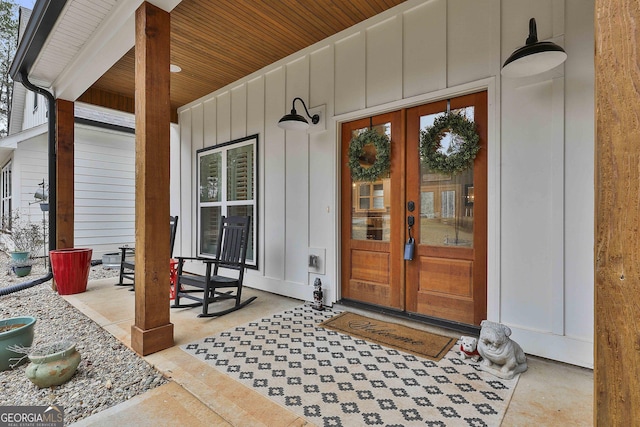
[{"x1": 308, "y1": 247, "x2": 326, "y2": 274}]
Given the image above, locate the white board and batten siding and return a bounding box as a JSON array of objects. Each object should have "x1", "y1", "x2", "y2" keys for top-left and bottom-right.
[{"x1": 177, "y1": 0, "x2": 595, "y2": 368}]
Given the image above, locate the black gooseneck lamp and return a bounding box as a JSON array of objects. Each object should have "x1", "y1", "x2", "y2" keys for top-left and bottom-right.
[
  {"x1": 501, "y1": 18, "x2": 567, "y2": 78},
  {"x1": 278, "y1": 97, "x2": 320, "y2": 131}
]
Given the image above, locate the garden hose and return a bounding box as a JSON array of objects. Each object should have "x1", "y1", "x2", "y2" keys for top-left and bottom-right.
[
  {"x1": 0, "y1": 260, "x2": 102, "y2": 296},
  {"x1": 0, "y1": 272, "x2": 53, "y2": 297}
]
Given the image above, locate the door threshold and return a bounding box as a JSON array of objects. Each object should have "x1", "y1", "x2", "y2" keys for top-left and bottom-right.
[{"x1": 336, "y1": 299, "x2": 481, "y2": 336}]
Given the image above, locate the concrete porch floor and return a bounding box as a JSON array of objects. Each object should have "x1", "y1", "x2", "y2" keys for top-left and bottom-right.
[{"x1": 64, "y1": 277, "x2": 593, "y2": 426}]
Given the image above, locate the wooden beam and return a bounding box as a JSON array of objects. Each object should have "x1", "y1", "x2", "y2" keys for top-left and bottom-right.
[
  {"x1": 78, "y1": 87, "x2": 135, "y2": 115},
  {"x1": 594, "y1": 0, "x2": 640, "y2": 424},
  {"x1": 55, "y1": 99, "x2": 74, "y2": 249},
  {"x1": 130, "y1": 2, "x2": 174, "y2": 356},
  {"x1": 78, "y1": 86, "x2": 179, "y2": 123}
]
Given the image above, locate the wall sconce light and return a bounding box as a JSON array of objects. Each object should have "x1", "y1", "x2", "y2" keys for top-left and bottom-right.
[
  {"x1": 501, "y1": 18, "x2": 567, "y2": 78},
  {"x1": 278, "y1": 97, "x2": 320, "y2": 131}
]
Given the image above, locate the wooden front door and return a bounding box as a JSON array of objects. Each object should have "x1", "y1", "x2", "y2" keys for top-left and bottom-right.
[
  {"x1": 405, "y1": 92, "x2": 487, "y2": 325},
  {"x1": 341, "y1": 92, "x2": 487, "y2": 325},
  {"x1": 340, "y1": 111, "x2": 404, "y2": 309}
]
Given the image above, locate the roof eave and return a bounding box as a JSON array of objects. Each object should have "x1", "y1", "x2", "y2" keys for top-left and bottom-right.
[{"x1": 9, "y1": 0, "x2": 68, "y2": 84}]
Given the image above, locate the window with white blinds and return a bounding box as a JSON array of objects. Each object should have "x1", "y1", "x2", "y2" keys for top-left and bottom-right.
[{"x1": 197, "y1": 135, "x2": 257, "y2": 266}]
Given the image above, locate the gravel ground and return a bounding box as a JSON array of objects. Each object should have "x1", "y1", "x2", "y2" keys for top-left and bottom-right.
[{"x1": 0, "y1": 252, "x2": 168, "y2": 425}]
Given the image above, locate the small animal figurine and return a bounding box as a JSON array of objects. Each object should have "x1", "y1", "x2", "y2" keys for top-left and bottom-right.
[
  {"x1": 312, "y1": 278, "x2": 324, "y2": 311},
  {"x1": 476, "y1": 320, "x2": 527, "y2": 380},
  {"x1": 459, "y1": 336, "x2": 481, "y2": 362}
]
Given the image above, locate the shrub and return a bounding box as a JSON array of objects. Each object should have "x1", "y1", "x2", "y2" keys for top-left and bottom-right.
[{"x1": 3, "y1": 211, "x2": 44, "y2": 254}]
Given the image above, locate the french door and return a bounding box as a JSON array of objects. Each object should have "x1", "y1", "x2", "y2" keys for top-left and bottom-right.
[{"x1": 340, "y1": 91, "x2": 487, "y2": 325}]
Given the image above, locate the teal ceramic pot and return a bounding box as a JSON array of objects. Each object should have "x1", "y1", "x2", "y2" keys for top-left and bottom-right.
[
  {"x1": 9, "y1": 251, "x2": 30, "y2": 263},
  {"x1": 26, "y1": 341, "x2": 81, "y2": 388},
  {"x1": 12, "y1": 265, "x2": 32, "y2": 277},
  {"x1": 0, "y1": 316, "x2": 37, "y2": 371}
]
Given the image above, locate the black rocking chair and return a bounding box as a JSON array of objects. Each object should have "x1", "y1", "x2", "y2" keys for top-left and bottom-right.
[
  {"x1": 117, "y1": 215, "x2": 179, "y2": 287},
  {"x1": 171, "y1": 215, "x2": 256, "y2": 317}
]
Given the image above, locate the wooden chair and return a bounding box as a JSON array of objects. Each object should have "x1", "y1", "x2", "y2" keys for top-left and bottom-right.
[
  {"x1": 117, "y1": 215, "x2": 179, "y2": 287},
  {"x1": 171, "y1": 215, "x2": 256, "y2": 317}
]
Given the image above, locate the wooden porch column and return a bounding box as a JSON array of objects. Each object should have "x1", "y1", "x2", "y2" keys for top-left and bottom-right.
[
  {"x1": 594, "y1": 0, "x2": 640, "y2": 424},
  {"x1": 131, "y1": 2, "x2": 174, "y2": 355},
  {"x1": 54, "y1": 99, "x2": 74, "y2": 292},
  {"x1": 55, "y1": 99, "x2": 74, "y2": 249}
]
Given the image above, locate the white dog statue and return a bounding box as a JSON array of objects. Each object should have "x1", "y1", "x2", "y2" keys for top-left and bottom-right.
[
  {"x1": 459, "y1": 336, "x2": 481, "y2": 362},
  {"x1": 477, "y1": 320, "x2": 527, "y2": 380}
]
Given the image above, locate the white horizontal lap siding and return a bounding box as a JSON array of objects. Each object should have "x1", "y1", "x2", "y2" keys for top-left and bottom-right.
[
  {"x1": 11, "y1": 136, "x2": 48, "y2": 258},
  {"x1": 177, "y1": 0, "x2": 595, "y2": 367},
  {"x1": 74, "y1": 126, "x2": 135, "y2": 258},
  {"x1": 14, "y1": 137, "x2": 48, "y2": 216}
]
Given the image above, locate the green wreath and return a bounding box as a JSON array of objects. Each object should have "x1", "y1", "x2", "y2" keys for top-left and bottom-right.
[
  {"x1": 419, "y1": 112, "x2": 480, "y2": 175},
  {"x1": 348, "y1": 128, "x2": 391, "y2": 182}
]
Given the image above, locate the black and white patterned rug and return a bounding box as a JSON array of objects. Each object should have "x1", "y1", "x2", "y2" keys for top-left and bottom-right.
[{"x1": 181, "y1": 305, "x2": 519, "y2": 426}]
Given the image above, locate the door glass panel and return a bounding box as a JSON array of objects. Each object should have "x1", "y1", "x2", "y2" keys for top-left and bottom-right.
[
  {"x1": 351, "y1": 123, "x2": 391, "y2": 241},
  {"x1": 419, "y1": 107, "x2": 474, "y2": 247}
]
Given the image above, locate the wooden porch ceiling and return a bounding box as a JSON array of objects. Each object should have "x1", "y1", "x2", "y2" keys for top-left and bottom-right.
[{"x1": 79, "y1": 0, "x2": 406, "y2": 121}]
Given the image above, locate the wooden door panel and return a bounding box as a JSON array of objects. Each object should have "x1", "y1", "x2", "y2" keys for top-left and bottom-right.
[
  {"x1": 351, "y1": 250, "x2": 390, "y2": 284},
  {"x1": 420, "y1": 245, "x2": 474, "y2": 260},
  {"x1": 347, "y1": 279, "x2": 392, "y2": 305},
  {"x1": 420, "y1": 257, "x2": 473, "y2": 297},
  {"x1": 415, "y1": 292, "x2": 476, "y2": 325}
]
